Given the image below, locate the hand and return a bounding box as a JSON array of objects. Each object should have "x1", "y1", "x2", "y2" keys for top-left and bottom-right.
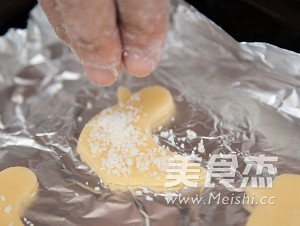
[{"x1": 38, "y1": 0, "x2": 169, "y2": 86}]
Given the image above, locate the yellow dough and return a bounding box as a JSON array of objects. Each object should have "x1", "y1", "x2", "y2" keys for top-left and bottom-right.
[
  {"x1": 0, "y1": 167, "x2": 38, "y2": 226},
  {"x1": 245, "y1": 174, "x2": 300, "y2": 226},
  {"x1": 77, "y1": 86, "x2": 206, "y2": 191}
]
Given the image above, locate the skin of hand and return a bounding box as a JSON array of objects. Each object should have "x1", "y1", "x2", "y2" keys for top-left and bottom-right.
[{"x1": 38, "y1": 0, "x2": 169, "y2": 86}]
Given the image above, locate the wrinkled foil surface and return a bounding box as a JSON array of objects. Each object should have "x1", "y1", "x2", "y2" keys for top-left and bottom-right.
[{"x1": 1, "y1": 1, "x2": 300, "y2": 226}]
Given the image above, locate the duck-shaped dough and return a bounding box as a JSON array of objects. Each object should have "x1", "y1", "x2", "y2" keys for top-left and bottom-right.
[
  {"x1": 0, "y1": 167, "x2": 38, "y2": 226},
  {"x1": 244, "y1": 174, "x2": 300, "y2": 226},
  {"x1": 77, "y1": 86, "x2": 206, "y2": 191}
]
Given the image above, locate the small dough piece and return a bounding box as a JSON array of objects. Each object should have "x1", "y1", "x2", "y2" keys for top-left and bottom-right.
[
  {"x1": 0, "y1": 167, "x2": 38, "y2": 226},
  {"x1": 245, "y1": 174, "x2": 300, "y2": 226},
  {"x1": 77, "y1": 86, "x2": 206, "y2": 191}
]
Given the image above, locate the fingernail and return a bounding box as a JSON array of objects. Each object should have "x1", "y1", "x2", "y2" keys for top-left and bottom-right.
[
  {"x1": 84, "y1": 66, "x2": 119, "y2": 86},
  {"x1": 123, "y1": 49, "x2": 156, "y2": 77}
]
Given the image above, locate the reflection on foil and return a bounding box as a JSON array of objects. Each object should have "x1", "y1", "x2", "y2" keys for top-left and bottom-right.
[{"x1": 0, "y1": 1, "x2": 300, "y2": 226}]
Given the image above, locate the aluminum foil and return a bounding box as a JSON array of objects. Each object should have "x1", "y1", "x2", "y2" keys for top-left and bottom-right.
[{"x1": 1, "y1": 1, "x2": 300, "y2": 226}]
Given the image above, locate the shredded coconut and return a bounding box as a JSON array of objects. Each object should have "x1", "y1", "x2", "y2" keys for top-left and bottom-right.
[
  {"x1": 0, "y1": 195, "x2": 6, "y2": 202},
  {"x1": 186, "y1": 129, "x2": 197, "y2": 140},
  {"x1": 4, "y1": 204, "x2": 12, "y2": 214},
  {"x1": 160, "y1": 129, "x2": 176, "y2": 146},
  {"x1": 197, "y1": 140, "x2": 205, "y2": 153},
  {"x1": 179, "y1": 137, "x2": 187, "y2": 142},
  {"x1": 160, "y1": 131, "x2": 169, "y2": 138},
  {"x1": 145, "y1": 196, "x2": 153, "y2": 201},
  {"x1": 143, "y1": 188, "x2": 150, "y2": 194},
  {"x1": 135, "y1": 191, "x2": 143, "y2": 196},
  {"x1": 88, "y1": 104, "x2": 169, "y2": 176}
]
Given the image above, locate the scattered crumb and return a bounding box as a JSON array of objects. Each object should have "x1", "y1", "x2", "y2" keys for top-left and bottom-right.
[
  {"x1": 160, "y1": 131, "x2": 169, "y2": 138},
  {"x1": 145, "y1": 196, "x2": 153, "y2": 201},
  {"x1": 197, "y1": 140, "x2": 205, "y2": 153},
  {"x1": 135, "y1": 191, "x2": 143, "y2": 196},
  {"x1": 86, "y1": 102, "x2": 92, "y2": 110},
  {"x1": 181, "y1": 137, "x2": 187, "y2": 142},
  {"x1": 186, "y1": 129, "x2": 197, "y2": 140},
  {"x1": 143, "y1": 188, "x2": 150, "y2": 194},
  {"x1": 4, "y1": 204, "x2": 12, "y2": 214},
  {"x1": 0, "y1": 195, "x2": 6, "y2": 202}
]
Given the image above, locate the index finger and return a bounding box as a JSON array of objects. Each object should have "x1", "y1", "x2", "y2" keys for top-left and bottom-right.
[{"x1": 117, "y1": 0, "x2": 169, "y2": 77}]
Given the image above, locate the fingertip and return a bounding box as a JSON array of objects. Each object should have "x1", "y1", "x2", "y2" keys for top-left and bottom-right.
[
  {"x1": 84, "y1": 66, "x2": 120, "y2": 86},
  {"x1": 122, "y1": 49, "x2": 157, "y2": 77}
]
